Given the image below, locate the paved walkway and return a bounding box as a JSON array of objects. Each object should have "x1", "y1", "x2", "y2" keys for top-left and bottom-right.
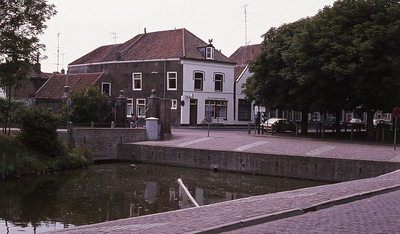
[
  {"x1": 140, "y1": 129, "x2": 400, "y2": 163},
  {"x1": 45, "y1": 128, "x2": 400, "y2": 233}
]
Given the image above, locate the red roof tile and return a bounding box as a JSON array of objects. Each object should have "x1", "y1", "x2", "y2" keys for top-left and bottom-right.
[
  {"x1": 70, "y1": 28, "x2": 233, "y2": 65},
  {"x1": 229, "y1": 44, "x2": 261, "y2": 80},
  {"x1": 35, "y1": 73, "x2": 103, "y2": 99}
]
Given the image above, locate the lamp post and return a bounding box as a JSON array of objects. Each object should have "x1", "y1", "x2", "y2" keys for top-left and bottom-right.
[
  {"x1": 67, "y1": 98, "x2": 71, "y2": 130},
  {"x1": 62, "y1": 85, "x2": 70, "y2": 130}
]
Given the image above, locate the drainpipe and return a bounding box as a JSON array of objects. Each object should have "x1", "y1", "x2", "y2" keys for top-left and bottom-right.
[{"x1": 163, "y1": 60, "x2": 166, "y2": 98}]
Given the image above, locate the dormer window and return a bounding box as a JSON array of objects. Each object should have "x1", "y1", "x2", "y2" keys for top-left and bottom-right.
[{"x1": 206, "y1": 47, "x2": 214, "y2": 60}]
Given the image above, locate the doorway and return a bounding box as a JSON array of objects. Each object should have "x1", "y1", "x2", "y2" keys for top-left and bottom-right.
[{"x1": 189, "y1": 99, "x2": 197, "y2": 126}]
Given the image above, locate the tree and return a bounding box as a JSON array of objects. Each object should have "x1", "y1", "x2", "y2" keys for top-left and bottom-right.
[
  {"x1": 0, "y1": 97, "x2": 27, "y2": 133},
  {"x1": 20, "y1": 107, "x2": 61, "y2": 156},
  {"x1": 302, "y1": 0, "x2": 400, "y2": 138},
  {"x1": 245, "y1": 19, "x2": 314, "y2": 133},
  {"x1": 67, "y1": 86, "x2": 106, "y2": 124},
  {"x1": 244, "y1": 0, "x2": 400, "y2": 138},
  {"x1": 0, "y1": 0, "x2": 56, "y2": 134}
]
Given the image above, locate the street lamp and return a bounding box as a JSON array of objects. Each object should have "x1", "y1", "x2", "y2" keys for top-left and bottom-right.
[{"x1": 62, "y1": 85, "x2": 70, "y2": 130}]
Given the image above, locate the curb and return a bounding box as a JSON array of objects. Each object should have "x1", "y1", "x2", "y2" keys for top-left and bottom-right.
[{"x1": 193, "y1": 184, "x2": 400, "y2": 234}]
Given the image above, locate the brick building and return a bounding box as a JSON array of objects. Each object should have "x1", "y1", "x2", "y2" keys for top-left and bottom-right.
[{"x1": 68, "y1": 28, "x2": 235, "y2": 126}]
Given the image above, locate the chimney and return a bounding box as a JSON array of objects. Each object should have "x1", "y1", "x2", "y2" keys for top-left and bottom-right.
[
  {"x1": 34, "y1": 63, "x2": 41, "y2": 73},
  {"x1": 144, "y1": 28, "x2": 146, "y2": 34},
  {"x1": 61, "y1": 68, "x2": 65, "y2": 74}
]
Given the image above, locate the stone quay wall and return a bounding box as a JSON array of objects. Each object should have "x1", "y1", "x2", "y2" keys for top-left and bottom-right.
[
  {"x1": 117, "y1": 144, "x2": 400, "y2": 182},
  {"x1": 73, "y1": 128, "x2": 146, "y2": 160}
]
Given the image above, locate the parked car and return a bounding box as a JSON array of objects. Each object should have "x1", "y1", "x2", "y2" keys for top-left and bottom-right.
[
  {"x1": 260, "y1": 118, "x2": 296, "y2": 133},
  {"x1": 345, "y1": 118, "x2": 366, "y2": 128},
  {"x1": 374, "y1": 119, "x2": 392, "y2": 129}
]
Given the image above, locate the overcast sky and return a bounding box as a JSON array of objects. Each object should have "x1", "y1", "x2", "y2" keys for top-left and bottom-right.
[{"x1": 39, "y1": 0, "x2": 336, "y2": 73}]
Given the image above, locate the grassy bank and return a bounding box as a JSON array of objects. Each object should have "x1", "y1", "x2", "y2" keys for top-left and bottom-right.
[{"x1": 0, "y1": 133, "x2": 93, "y2": 178}]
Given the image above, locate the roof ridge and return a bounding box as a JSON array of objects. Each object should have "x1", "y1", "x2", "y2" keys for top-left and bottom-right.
[{"x1": 120, "y1": 34, "x2": 145, "y2": 54}]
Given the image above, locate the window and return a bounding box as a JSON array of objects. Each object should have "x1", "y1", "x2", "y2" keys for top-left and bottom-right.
[
  {"x1": 205, "y1": 100, "x2": 227, "y2": 119},
  {"x1": 126, "y1": 98, "x2": 133, "y2": 117},
  {"x1": 194, "y1": 71, "x2": 204, "y2": 91},
  {"x1": 136, "y1": 98, "x2": 146, "y2": 117},
  {"x1": 171, "y1": 99, "x2": 177, "y2": 109},
  {"x1": 214, "y1": 73, "x2": 224, "y2": 92},
  {"x1": 167, "y1": 72, "x2": 177, "y2": 90},
  {"x1": 102, "y1": 82, "x2": 111, "y2": 96},
  {"x1": 133, "y1": 73, "x2": 142, "y2": 90},
  {"x1": 206, "y1": 47, "x2": 214, "y2": 59},
  {"x1": 238, "y1": 99, "x2": 251, "y2": 121}
]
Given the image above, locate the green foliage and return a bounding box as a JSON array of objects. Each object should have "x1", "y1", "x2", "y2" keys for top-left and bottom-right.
[
  {"x1": 0, "y1": 97, "x2": 28, "y2": 127},
  {"x1": 0, "y1": 0, "x2": 56, "y2": 133},
  {"x1": 56, "y1": 146, "x2": 93, "y2": 169},
  {"x1": 19, "y1": 107, "x2": 61, "y2": 156},
  {"x1": 65, "y1": 86, "x2": 106, "y2": 124},
  {"x1": 245, "y1": 0, "x2": 400, "y2": 117},
  {"x1": 0, "y1": 134, "x2": 93, "y2": 178}
]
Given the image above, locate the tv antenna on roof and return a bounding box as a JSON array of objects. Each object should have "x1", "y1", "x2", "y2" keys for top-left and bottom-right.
[
  {"x1": 110, "y1": 32, "x2": 117, "y2": 44},
  {"x1": 57, "y1": 33, "x2": 60, "y2": 72},
  {"x1": 242, "y1": 4, "x2": 249, "y2": 46}
]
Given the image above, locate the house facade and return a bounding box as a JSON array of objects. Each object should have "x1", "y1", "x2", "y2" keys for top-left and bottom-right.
[
  {"x1": 229, "y1": 44, "x2": 261, "y2": 125},
  {"x1": 68, "y1": 28, "x2": 235, "y2": 126},
  {"x1": 35, "y1": 72, "x2": 104, "y2": 113}
]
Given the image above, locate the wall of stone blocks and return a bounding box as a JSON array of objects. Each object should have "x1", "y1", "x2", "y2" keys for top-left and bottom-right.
[
  {"x1": 73, "y1": 128, "x2": 146, "y2": 160},
  {"x1": 117, "y1": 144, "x2": 400, "y2": 182}
]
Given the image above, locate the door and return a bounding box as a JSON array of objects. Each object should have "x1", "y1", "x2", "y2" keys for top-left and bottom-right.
[{"x1": 189, "y1": 99, "x2": 197, "y2": 126}]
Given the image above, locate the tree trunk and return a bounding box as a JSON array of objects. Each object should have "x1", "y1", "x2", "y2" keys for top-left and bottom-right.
[
  {"x1": 301, "y1": 111, "x2": 308, "y2": 134},
  {"x1": 3, "y1": 86, "x2": 12, "y2": 135},
  {"x1": 367, "y1": 109, "x2": 374, "y2": 140},
  {"x1": 335, "y1": 110, "x2": 341, "y2": 134}
]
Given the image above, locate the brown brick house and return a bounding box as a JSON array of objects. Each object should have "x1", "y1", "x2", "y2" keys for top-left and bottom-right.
[
  {"x1": 35, "y1": 72, "x2": 104, "y2": 113},
  {"x1": 68, "y1": 28, "x2": 235, "y2": 126}
]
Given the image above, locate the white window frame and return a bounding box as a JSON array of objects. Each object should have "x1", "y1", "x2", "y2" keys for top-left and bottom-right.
[
  {"x1": 206, "y1": 47, "x2": 214, "y2": 59},
  {"x1": 214, "y1": 73, "x2": 224, "y2": 92},
  {"x1": 101, "y1": 82, "x2": 111, "y2": 96},
  {"x1": 133, "y1": 73, "x2": 142, "y2": 91},
  {"x1": 126, "y1": 98, "x2": 133, "y2": 117},
  {"x1": 194, "y1": 71, "x2": 204, "y2": 91},
  {"x1": 167, "y1": 72, "x2": 177, "y2": 90},
  {"x1": 136, "y1": 98, "x2": 146, "y2": 118},
  {"x1": 171, "y1": 99, "x2": 177, "y2": 109}
]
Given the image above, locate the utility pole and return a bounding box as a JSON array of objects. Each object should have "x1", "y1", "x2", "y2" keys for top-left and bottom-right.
[{"x1": 242, "y1": 4, "x2": 249, "y2": 46}]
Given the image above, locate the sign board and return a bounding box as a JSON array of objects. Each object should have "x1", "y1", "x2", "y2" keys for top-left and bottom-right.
[
  {"x1": 259, "y1": 106, "x2": 266, "y2": 113},
  {"x1": 205, "y1": 105, "x2": 213, "y2": 123},
  {"x1": 393, "y1": 107, "x2": 400, "y2": 119},
  {"x1": 254, "y1": 105, "x2": 259, "y2": 113}
]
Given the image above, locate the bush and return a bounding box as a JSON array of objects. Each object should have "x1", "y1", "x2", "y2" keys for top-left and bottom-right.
[
  {"x1": 19, "y1": 107, "x2": 61, "y2": 156},
  {"x1": 0, "y1": 135, "x2": 93, "y2": 178},
  {"x1": 56, "y1": 145, "x2": 93, "y2": 169}
]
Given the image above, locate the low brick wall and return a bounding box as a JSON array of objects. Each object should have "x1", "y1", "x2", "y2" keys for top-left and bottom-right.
[
  {"x1": 117, "y1": 144, "x2": 400, "y2": 182},
  {"x1": 73, "y1": 128, "x2": 146, "y2": 160}
]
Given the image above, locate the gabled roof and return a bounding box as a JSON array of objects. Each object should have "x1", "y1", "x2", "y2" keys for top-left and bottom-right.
[
  {"x1": 70, "y1": 28, "x2": 233, "y2": 66},
  {"x1": 229, "y1": 44, "x2": 261, "y2": 81},
  {"x1": 35, "y1": 73, "x2": 103, "y2": 99}
]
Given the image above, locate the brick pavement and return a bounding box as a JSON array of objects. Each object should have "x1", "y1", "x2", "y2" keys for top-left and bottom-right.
[
  {"x1": 227, "y1": 189, "x2": 400, "y2": 234},
  {"x1": 140, "y1": 129, "x2": 400, "y2": 162},
  {"x1": 45, "y1": 129, "x2": 400, "y2": 233}
]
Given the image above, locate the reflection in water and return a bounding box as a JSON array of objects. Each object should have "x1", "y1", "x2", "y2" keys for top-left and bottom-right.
[{"x1": 0, "y1": 163, "x2": 327, "y2": 233}]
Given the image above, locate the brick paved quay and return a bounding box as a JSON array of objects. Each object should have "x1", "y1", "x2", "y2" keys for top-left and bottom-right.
[{"x1": 46, "y1": 128, "x2": 400, "y2": 234}]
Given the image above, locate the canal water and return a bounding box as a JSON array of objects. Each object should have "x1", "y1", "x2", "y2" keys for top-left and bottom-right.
[{"x1": 0, "y1": 163, "x2": 328, "y2": 233}]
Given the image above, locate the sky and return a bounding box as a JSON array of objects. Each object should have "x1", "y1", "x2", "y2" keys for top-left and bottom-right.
[{"x1": 39, "y1": 0, "x2": 337, "y2": 73}]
